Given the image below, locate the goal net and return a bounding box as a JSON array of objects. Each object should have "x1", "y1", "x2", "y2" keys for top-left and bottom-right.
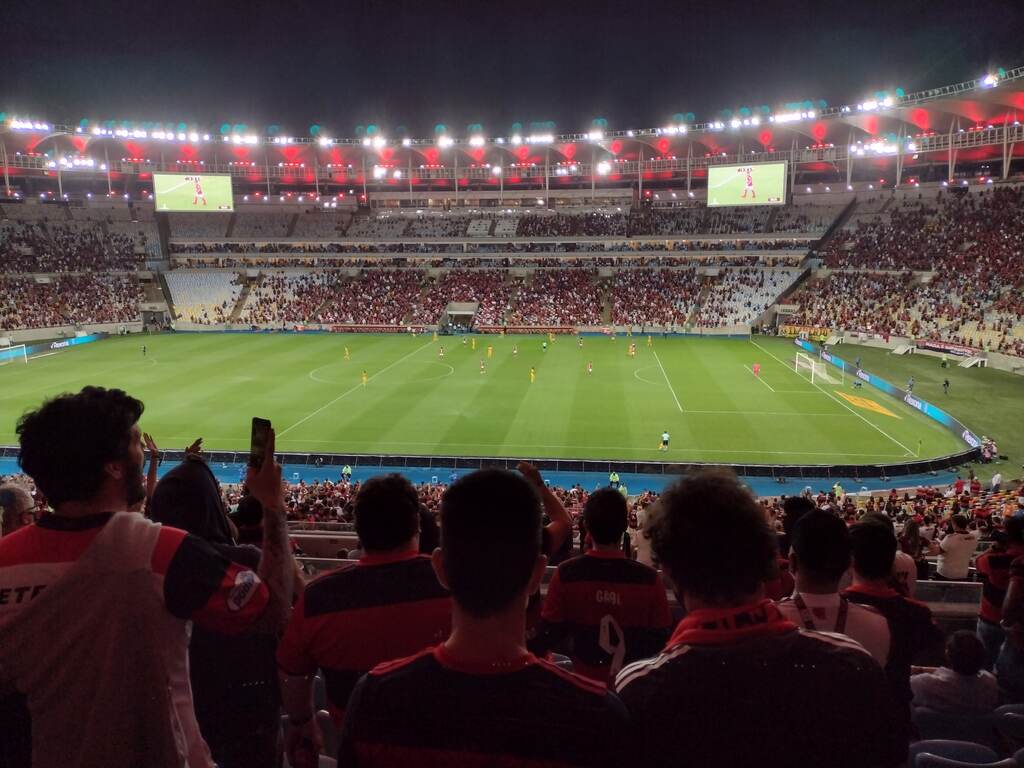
[
  {"x1": 0, "y1": 344, "x2": 28, "y2": 367},
  {"x1": 794, "y1": 352, "x2": 843, "y2": 385}
]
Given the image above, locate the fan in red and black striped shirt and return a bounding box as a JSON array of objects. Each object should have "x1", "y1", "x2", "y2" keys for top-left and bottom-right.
[
  {"x1": 338, "y1": 468, "x2": 629, "y2": 768},
  {"x1": 277, "y1": 474, "x2": 451, "y2": 765},
  {"x1": 536, "y1": 488, "x2": 672, "y2": 682}
]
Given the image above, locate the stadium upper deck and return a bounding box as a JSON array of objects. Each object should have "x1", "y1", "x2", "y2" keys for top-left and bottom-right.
[{"x1": 2, "y1": 66, "x2": 1023, "y2": 202}]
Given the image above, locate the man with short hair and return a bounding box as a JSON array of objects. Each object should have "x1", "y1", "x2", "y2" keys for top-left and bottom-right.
[
  {"x1": 339, "y1": 469, "x2": 629, "y2": 767},
  {"x1": 277, "y1": 473, "x2": 452, "y2": 765},
  {"x1": 845, "y1": 520, "x2": 942, "y2": 736},
  {"x1": 0, "y1": 386, "x2": 294, "y2": 768},
  {"x1": 776, "y1": 510, "x2": 890, "y2": 666},
  {"x1": 538, "y1": 488, "x2": 672, "y2": 682},
  {"x1": 615, "y1": 470, "x2": 905, "y2": 768},
  {"x1": 933, "y1": 514, "x2": 979, "y2": 580}
]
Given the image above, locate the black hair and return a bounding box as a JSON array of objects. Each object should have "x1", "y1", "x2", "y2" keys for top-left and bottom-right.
[
  {"x1": 947, "y1": 630, "x2": 987, "y2": 676},
  {"x1": 233, "y1": 495, "x2": 263, "y2": 528},
  {"x1": 647, "y1": 469, "x2": 778, "y2": 605},
  {"x1": 790, "y1": 511, "x2": 851, "y2": 584},
  {"x1": 354, "y1": 474, "x2": 420, "y2": 552},
  {"x1": 17, "y1": 386, "x2": 143, "y2": 507},
  {"x1": 1006, "y1": 516, "x2": 1024, "y2": 545},
  {"x1": 440, "y1": 468, "x2": 542, "y2": 617},
  {"x1": 782, "y1": 496, "x2": 816, "y2": 535},
  {"x1": 848, "y1": 521, "x2": 897, "y2": 580},
  {"x1": 583, "y1": 488, "x2": 628, "y2": 546}
]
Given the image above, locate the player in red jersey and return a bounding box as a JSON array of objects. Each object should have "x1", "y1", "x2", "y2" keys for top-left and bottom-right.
[
  {"x1": 192, "y1": 176, "x2": 207, "y2": 206},
  {"x1": 741, "y1": 167, "x2": 756, "y2": 199},
  {"x1": 753, "y1": 362, "x2": 761, "y2": 376}
]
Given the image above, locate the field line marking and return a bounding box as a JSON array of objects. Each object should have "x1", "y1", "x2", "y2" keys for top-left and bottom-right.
[
  {"x1": 633, "y1": 366, "x2": 662, "y2": 386},
  {"x1": 652, "y1": 349, "x2": 684, "y2": 412},
  {"x1": 279, "y1": 339, "x2": 433, "y2": 438},
  {"x1": 743, "y1": 364, "x2": 776, "y2": 392},
  {"x1": 749, "y1": 339, "x2": 915, "y2": 457}
]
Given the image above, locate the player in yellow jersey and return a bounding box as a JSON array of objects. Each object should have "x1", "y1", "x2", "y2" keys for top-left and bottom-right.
[
  {"x1": 433, "y1": 330, "x2": 438, "y2": 342},
  {"x1": 530, "y1": 367, "x2": 536, "y2": 383},
  {"x1": 578, "y1": 336, "x2": 584, "y2": 349},
  {"x1": 439, "y1": 346, "x2": 445, "y2": 360},
  {"x1": 480, "y1": 359, "x2": 486, "y2": 375},
  {"x1": 471, "y1": 337, "x2": 476, "y2": 351},
  {"x1": 344, "y1": 346, "x2": 350, "y2": 361},
  {"x1": 487, "y1": 345, "x2": 493, "y2": 359},
  {"x1": 548, "y1": 332, "x2": 555, "y2": 344},
  {"x1": 647, "y1": 335, "x2": 653, "y2": 348},
  {"x1": 361, "y1": 370, "x2": 368, "y2": 386}
]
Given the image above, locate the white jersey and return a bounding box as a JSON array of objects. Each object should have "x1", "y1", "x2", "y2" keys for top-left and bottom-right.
[{"x1": 661, "y1": 432, "x2": 670, "y2": 443}]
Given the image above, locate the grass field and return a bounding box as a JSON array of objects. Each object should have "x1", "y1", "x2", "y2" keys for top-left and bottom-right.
[{"x1": 0, "y1": 333, "x2": 991, "y2": 467}]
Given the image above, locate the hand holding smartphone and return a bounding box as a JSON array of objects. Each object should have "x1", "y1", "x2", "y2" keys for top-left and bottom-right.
[{"x1": 249, "y1": 417, "x2": 272, "y2": 469}]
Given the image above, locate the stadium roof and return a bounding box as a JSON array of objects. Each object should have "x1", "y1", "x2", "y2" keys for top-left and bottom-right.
[{"x1": 2, "y1": 65, "x2": 1023, "y2": 195}]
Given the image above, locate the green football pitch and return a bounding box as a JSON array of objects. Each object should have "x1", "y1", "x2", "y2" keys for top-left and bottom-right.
[{"x1": 0, "y1": 333, "x2": 991, "y2": 467}]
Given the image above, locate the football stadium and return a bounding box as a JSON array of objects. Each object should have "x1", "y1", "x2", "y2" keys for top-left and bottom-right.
[{"x1": 3, "y1": 6, "x2": 1024, "y2": 765}]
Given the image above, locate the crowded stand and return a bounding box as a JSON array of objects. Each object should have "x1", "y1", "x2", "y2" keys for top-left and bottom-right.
[
  {"x1": 787, "y1": 271, "x2": 918, "y2": 337},
  {"x1": 694, "y1": 266, "x2": 802, "y2": 327},
  {"x1": 408, "y1": 269, "x2": 515, "y2": 325},
  {"x1": 0, "y1": 273, "x2": 142, "y2": 329},
  {"x1": 164, "y1": 269, "x2": 243, "y2": 324},
  {"x1": 236, "y1": 270, "x2": 341, "y2": 325},
  {"x1": 506, "y1": 268, "x2": 604, "y2": 325},
  {"x1": 609, "y1": 268, "x2": 702, "y2": 326},
  {"x1": 313, "y1": 269, "x2": 423, "y2": 324},
  {"x1": 0, "y1": 221, "x2": 145, "y2": 272}
]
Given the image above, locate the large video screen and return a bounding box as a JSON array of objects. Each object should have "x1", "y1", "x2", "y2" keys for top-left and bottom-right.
[
  {"x1": 707, "y1": 162, "x2": 787, "y2": 206},
  {"x1": 154, "y1": 173, "x2": 234, "y2": 212}
]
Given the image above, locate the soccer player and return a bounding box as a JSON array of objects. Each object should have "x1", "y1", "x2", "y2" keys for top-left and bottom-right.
[
  {"x1": 530, "y1": 367, "x2": 536, "y2": 384},
  {"x1": 344, "y1": 347, "x2": 350, "y2": 362},
  {"x1": 647, "y1": 335, "x2": 652, "y2": 348},
  {"x1": 361, "y1": 370, "x2": 368, "y2": 387},
  {"x1": 487, "y1": 345, "x2": 493, "y2": 359},
  {"x1": 463, "y1": 337, "x2": 468, "y2": 347},
  {"x1": 658, "y1": 430, "x2": 670, "y2": 452},
  {"x1": 438, "y1": 347, "x2": 445, "y2": 360},
  {"x1": 943, "y1": 378, "x2": 950, "y2": 395},
  {"x1": 432, "y1": 331, "x2": 438, "y2": 342},
  {"x1": 542, "y1": 341, "x2": 548, "y2": 352},
  {"x1": 192, "y1": 176, "x2": 207, "y2": 206},
  {"x1": 753, "y1": 362, "x2": 761, "y2": 376},
  {"x1": 480, "y1": 360, "x2": 486, "y2": 375},
  {"x1": 538, "y1": 489, "x2": 672, "y2": 683},
  {"x1": 141, "y1": 344, "x2": 147, "y2": 357},
  {"x1": 338, "y1": 469, "x2": 629, "y2": 767},
  {"x1": 906, "y1": 376, "x2": 915, "y2": 393},
  {"x1": 587, "y1": 361, "x2": 593, "y2": 375},
  {"x1": 578, "y1": 336, "x2": 584, "y2": 349},
  {"x1": 471, "y1": 337, "x2": 476, "y2": 351},
  {"x1": 548, "y1": 332, "x2": 555, "y2": 344},
  {"x1": 740, "y1": 166, "x2": 756, "y2": 199},
  {"x1": 512, "y1": 344, "x2": 518, "y2": 357}
]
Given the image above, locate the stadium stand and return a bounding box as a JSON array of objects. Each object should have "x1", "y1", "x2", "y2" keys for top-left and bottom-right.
[
  {"x1": 0, "y1": 273, "x2": 142, "y2": 329},
  {"x1": 164, "y1": 269, "x2": 243, "y2": 324}
]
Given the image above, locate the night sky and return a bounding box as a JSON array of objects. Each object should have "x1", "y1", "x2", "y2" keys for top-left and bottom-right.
[{"x1": 3, "y1": 0, "x2": 1022, "y2": 137}]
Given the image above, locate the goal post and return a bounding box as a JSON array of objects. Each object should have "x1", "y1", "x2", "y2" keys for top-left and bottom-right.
[
  {"x1": 794, "y1": 351, "x2": 843, "y2": 385},
  {"x1": 0, "y1": 344, "x2": 28, "y2": 366}
]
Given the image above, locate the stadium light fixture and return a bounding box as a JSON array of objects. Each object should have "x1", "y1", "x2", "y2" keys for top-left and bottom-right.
[
  {"x1": 469, "y1": 135, "x2": 486, "y2": 147},
  {"x1": 596, "y1": 161, "x2": 611, "y2": 175},
  {"x1": 495, "y1": 137, "x2": 505, "y2": 144},
  {"x1": 527, "y1": 134, "x2": 553, "y2": 145},
  {"x1": 492, "y1": 166, "x2": 502, "y2": 176},
  {"x1": 189, "y1": 132, "x2": 199, "y2": 143},
  {"x1": 362, "y1": 137, "x2": 372, "y2": 147},
  {"x1": 510, "y1": 134, "x2": 523, "y2": 145},
  {"x1": 393, "y1": 170, "x2": 402, "y2": 179},
  {"x1": 402, "y1": 137, "x2": 412, "y2": 147},
  {"x1": 318, "y1": 137, "x2": 333, "y2": 146},
  {"x1": 982, "y1": 73, "x2": 999, "y2": 87},
  {"x1": 588, "y1": 130, "x2": 603, "y2": 141},
  {"x1": 372, "y1": 136, "x2": 386, "y2": 149},
  {"x1": 729, "y1": 119, "x2": 741, "y2": 129},
  {"x1": 438, "y1": 136, "x2": 454, "y2": 148},
  {"x1": 372, "y1": 165, "x2": 387, "y2": 179}
]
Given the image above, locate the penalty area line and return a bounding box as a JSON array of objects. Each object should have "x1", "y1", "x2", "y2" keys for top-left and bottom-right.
[
  {"x1": 278, "y1": 339, "x2": 434, "y2": 438},
  {"x1": 652, "y1": 349, "x2": 684, "y2": 413},
  {"x1": 749, "y1": 339, "x2": 916, "y2": 457}
]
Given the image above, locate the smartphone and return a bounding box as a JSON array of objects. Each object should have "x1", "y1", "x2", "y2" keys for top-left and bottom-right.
[{"x1": 249, "y1": 417, "x2": 272, "y2": 469}]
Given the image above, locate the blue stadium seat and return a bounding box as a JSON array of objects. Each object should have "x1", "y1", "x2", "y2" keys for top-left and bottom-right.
[{"x1": 914, "y1": 707, "x2": 998, "y2": 748}]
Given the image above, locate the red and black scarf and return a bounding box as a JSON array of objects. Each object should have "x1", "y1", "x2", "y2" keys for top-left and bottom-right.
[{"x1": 667, "y1": 599, "x2": 797, "y2": 648}]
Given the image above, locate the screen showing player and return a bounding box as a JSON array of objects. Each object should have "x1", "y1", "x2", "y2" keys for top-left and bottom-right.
[
  {"x1": 706, "y1": 162, "x2": 787, "y2": 206},
  {"x1": 154, "y1": 173, "x2": 234, "y2": 211}
]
